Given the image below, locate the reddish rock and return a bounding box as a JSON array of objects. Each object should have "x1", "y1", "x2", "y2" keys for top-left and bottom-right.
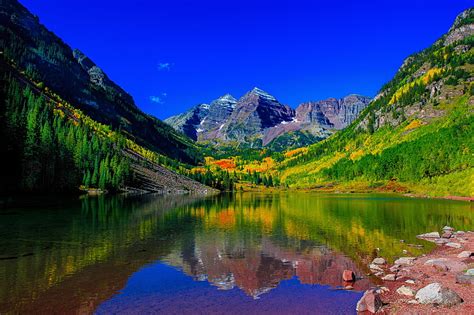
[
  {"x1": 356, "y1": 289, "x2": 383, "y2": 313},
  {"x1": 342, "y1": 270, "x2": 355, "y2": 282}
]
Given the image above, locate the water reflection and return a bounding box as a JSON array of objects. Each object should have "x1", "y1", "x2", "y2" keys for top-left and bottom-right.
[{"x1": 0, "y1": 193, "x2": 472, "y2": 313}]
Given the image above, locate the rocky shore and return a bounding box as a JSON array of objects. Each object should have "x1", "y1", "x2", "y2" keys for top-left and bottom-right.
[{"x1": 353, "y1": 226, "x2": 474, "y2": 314}]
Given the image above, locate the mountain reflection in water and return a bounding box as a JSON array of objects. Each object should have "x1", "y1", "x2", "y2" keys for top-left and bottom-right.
[{"x1": 0, "y1": 193, "x2": 472, "y2": 314}]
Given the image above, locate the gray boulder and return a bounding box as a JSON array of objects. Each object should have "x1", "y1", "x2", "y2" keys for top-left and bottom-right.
[{"x1": 415, "y1": 283, "x2": 463, "y2": 306}]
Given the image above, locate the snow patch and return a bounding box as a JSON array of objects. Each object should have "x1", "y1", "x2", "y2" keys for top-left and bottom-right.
[{"x1": 196, "y1": 128, "x2": 204, "y2": 133}]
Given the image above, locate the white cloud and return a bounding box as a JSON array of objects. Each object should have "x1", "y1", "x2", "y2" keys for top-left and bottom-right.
[
  {"x1": 149, "y1": 92, "x2": 168, "y2": 104},
  {"x1": 158, "y1": 62, "x2": 173, "y2": 71}
]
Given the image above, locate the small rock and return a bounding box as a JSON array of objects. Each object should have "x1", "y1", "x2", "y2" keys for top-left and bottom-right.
[
  {"x1": 405, "y1": 279, "x2": 415, "y2": 284},
  {"x1": 455, "y1": 231, "x2": 465, "y2": 235},
  {"x1": 356, "y1": 289, "x2": 383, "y2": 313},
  {"x1": 344, "y1": 285, "x2": 354, "y2": 290},
  {"x1": 456, "y1": 273, "x2": 474, "y2": 285},
  {"x1": 374, "y1": 272, "x2": 384, "y2": 277},
  {"x1": 394, "y1": 257, "x2": 416, "y2": 266},
  {"x1": 445, "y1": 242, "x2": 462, "y2": 249},
  {"x1": 372, "y1": 257, "x2": 386, "y2": 265},
  {"x1": 424, "y1": 258, "x2": 450, "y2": 271},
  {"x1": 389, "y1": 265, "x2": 400, "y2": 272},
  {"x1": 380, "y1": 286, "x2": 390, "y2": 293},
  {"x1": 369, "y1": 264, "x2": 384, "y2": 272},
  {"x1": 382, "y1": 274, "x2": 397, "y2": 281},
  {"x1": 457, "y1": 251, "x2": 473, "y2": 258},
  {"x1": 342, "y1": 270, "x2": 355, "y2": 282},
  {"x1": 434, "y1": 238, "x2": 450, "y2": 245},
  {"x1": 407, "y1": 299, "x2": 419, "y2": 304},
  {"x1": 442, "y1": 226, "x2": 454, "y2": 231},
  {"x1": 441, "y1": 231, "x2": 453, "y2": 238},
  {"x1": 415, "y1": 283, "x2": 463, "y2": 306},
  {"x1": 417, "y1": 231, "x2": 440, "y2": 238},
  {"x1": 402, "y1": 250, "x2": 408, "y2": 254},
  {"x1": 397, "y1": 285, "x2": 416, "y2": 296}
]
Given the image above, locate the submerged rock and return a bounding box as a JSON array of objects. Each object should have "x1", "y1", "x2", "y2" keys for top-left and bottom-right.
[
  {"x1": 356, "y1": 289, "x2": 383, "y2": 313},
  {"x1": 415, "y1": 283, "x2": 463, "y2": 306}
]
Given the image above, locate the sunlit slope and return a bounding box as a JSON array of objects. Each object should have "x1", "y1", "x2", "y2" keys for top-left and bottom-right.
[{"x1": 279, "y1": 9, "x2": 474, "y2": 197}]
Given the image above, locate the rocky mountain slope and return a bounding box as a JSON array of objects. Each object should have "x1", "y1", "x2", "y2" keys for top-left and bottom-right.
[
  {"x1": 165, "y1": 87, "x2": 370, "y2": 149},
  {"x1": 0, "y1": 0, "x2": 200, "y2": 164},
  {"x1": 278, "y1": 8, "x2": 474, "y2": 197}
]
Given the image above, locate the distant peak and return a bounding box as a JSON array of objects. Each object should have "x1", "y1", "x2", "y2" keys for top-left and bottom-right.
[
  {"x1": 218, "y1": 94, "x2": 237, "y2": 102},
  {"x1": 249, "y1": 87, "x2": 276, "y2": 101},
  {"x1": 211, "y1": 94, "x2": 237, "y2": 109}
]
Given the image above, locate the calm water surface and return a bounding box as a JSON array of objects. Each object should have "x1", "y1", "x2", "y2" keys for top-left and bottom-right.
[{"x1": 0, "y1": 193, "x2": 473, "y2": 314}]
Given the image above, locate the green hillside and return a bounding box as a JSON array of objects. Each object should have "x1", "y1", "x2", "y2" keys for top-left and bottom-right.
[{"x1": 278, "y1": 9, "x2": 474, "y2": 197}]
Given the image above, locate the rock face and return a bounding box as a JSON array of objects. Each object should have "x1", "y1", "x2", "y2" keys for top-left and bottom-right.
[
  {"x1": 444, "y1": 9, "x2": 474, "y2": 46},
  {"x1": 415, "y1": 283, "x2": 463, "y2": 306},
  {"x1": 295, "y1": 95, "x2": 371, "y2": 129},
  {"x1": 219, "y1": 88, "x2": 295, "y2": 145},
  {"x1": 165, "y1": 88, "x2": 370, "y2": 149}
]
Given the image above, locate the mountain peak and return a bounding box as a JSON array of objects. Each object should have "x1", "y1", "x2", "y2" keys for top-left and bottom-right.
[
  {"x1": 445, "y1": 8, "x2": 474, "y2": 45},
  {"x1": 249, "y1": 87, "x2": 277, "y2": 101},
  {"x1": 211, "y1": 94, "x2": 237, "y2": 109},
  {"x1": 217, "y1": 94, "x2": 237, "y2": 102},
  {"x1": 450, "y1": 8, "x2": 474, "y2": 30}
]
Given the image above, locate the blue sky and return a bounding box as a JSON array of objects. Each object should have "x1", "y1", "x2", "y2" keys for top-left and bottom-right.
[{"x1": 20, "y1": 0, "x2": 472, "y2": 119}]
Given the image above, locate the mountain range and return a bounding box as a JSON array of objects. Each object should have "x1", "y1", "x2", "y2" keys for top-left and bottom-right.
[
  {"x1": 165, "y1": 88, "x2": 371, "y2": 149},
  {"x1": 1, "y1": 0, "x2": 472, "y2": 197}
]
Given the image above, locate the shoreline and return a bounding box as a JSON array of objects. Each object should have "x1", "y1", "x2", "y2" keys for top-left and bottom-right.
[
  {"x1": 355, "y1": 228, "x2": 474, "y2": 314},
  {"x1": 237, "y1": 183, "x2": 474, "y2": 202}
]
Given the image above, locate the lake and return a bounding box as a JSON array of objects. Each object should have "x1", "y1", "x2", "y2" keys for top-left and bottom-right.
[{"x1": 0, "y1": 193, "x2": 472, "y2": 314}]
